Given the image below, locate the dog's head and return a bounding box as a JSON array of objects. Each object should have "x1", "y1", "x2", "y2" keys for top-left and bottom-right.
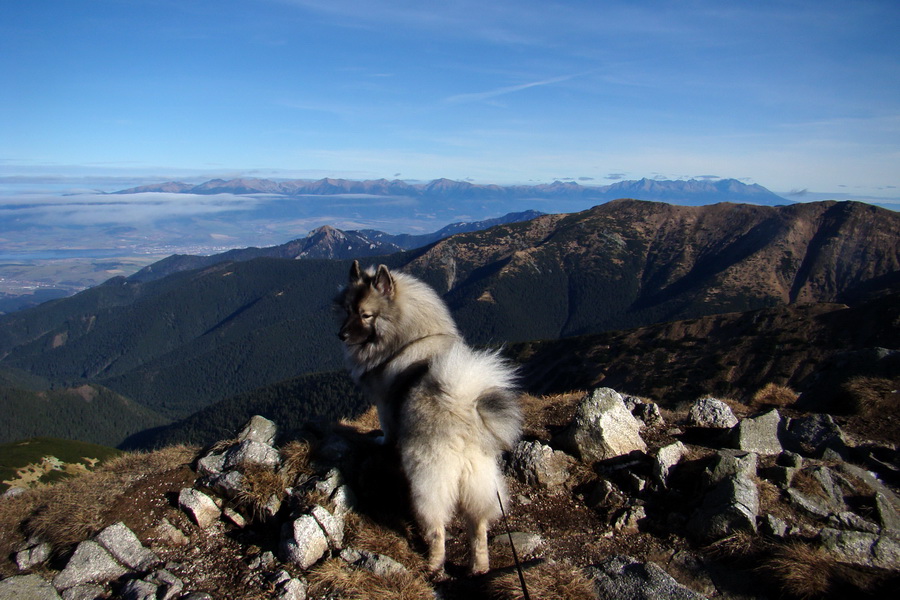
[{"x1": 336, "y1": 260, "x2": 396, "y2": 348}]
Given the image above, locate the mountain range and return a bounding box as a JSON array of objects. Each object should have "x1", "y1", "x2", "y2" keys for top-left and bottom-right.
[
  {"x1": 0, "y1": 199, "x2": 897, "y2": 447},
  {"x1": 116, "y1": 176, "x2": 791, "y2": 207}
]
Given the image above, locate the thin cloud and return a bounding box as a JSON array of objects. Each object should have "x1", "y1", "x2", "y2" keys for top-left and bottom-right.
[{"x1": 444, "y1": 74, "x2": 581, "y2": 104}]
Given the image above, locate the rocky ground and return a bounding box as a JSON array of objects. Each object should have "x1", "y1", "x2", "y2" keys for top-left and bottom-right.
[{"x1": 1, "y1": 385, "x2": 898, "y2": 600}]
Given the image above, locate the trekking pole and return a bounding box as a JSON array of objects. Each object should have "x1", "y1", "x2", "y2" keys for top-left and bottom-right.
[{"x1": 497, "y1": 491, "x2": 531, "y2": 600}]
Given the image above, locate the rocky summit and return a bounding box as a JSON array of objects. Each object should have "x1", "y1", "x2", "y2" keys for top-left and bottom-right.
[{"x1": 2, "y1": 384, "x2": 898, "y2": 599}]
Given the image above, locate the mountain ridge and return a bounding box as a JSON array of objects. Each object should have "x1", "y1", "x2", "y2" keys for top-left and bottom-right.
[{"x1": 114, "y1": 176, "x2": 791, "y2": 207}]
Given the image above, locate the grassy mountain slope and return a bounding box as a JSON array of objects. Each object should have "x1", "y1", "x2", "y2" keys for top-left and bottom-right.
[{"x1": 0, "y1": 436, "x2": 121, "y2": 492}]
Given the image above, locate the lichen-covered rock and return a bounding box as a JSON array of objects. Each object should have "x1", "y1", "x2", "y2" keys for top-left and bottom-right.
[
  {"x1": 730, "y1": 409, "x2": 783, "y2": 455},
  {"x1": 819, "y1": 528, "x2": 900, "y2": 570},
  {"x1": 94, "y1": 522, "x2": 159, "y2": 571},
  {"x1": 281, "y1": 514, "x2": 329, "y2": 570},
  {"x1": 238, "y1": 415, "x2": 278, "y2": 446},
  {"x1": 653, "y1": 441, "x2": 686, "y2": 488},
  {"x1": 178, "y1": 488, "x2": 221, "y2": 529},
  {"x1": 782, "y1": 413, "x2": 847, "y2": 458},
  {"x1": 0, "y1": 574, "x2": 62, "y2": 600},
  {"x1": 556, "y1": 388, "x2": 647, "y2": 462},
  {"x1": 588, "y1": 555, "x2": 707, "y2": 600},
  {"x1": 15, "y1": 541, "x2": 52, "y2": 570},
  {"x1": 52, "y1": 540, "x2": 129, "y2": 591},
  {"x1": 688, "y1": 396, "x2": 738, "y2": 429},
  {"x1": 224, "y1": 439, "x2": 280, "y2": 470},
  {"x1": 704, "y1": 449, "x2": 757, "y2": 487},
  {"x1": 508, "y1": 440, "x2": 573, "y2": 488},
  {"x1": 688, "y1": 474, "x2": 759, "y2": 541},
  {"x1": 340, "y1": 548, "x2": 409, "y2": 578}
]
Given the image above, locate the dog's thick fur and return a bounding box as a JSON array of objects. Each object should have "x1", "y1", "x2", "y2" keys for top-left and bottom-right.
[{"x1": 336, "y1": 261, "x2": 522, "y2": 575}]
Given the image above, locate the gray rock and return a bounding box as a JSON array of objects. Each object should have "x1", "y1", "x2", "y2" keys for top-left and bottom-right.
[
  {"x1": 731, "y1": 409, "x2": 783, "y2": 455},
  {"x1": 203, "y1": 469, "x2": 245, "y2": 498},
  {"x1": 315, "y1": 468, "x2": 344, "y2": 497},
  {"x1": 688, "y1": 396, "x2": 738, "y2": 429},
  {"x1": 835, "y1": 462, "x2": 900, "y2": 516},
  {"x1": 15, "y1": 541, "x2": 52, "y2": 570},
  {"x1": 628, "y1": 398, "x2": 665, "y2": 428},
  {"x1": 490, "y1": 531, "x2": 543, "y2": 557},
  {"x1": 508, "y1": 440, "x2": 573, "y2": 488},
  {"x1": 588, "y1": 555, "x2": 707, "y2": 600},
  {"x1": 52, "y1": 540, "x2": 129, "y2": 591},
  {"x1": 876, "y1": 492, "x2": 900, "y2": 531},
  {"x1": 340, "y1": 548, "x2": 409, "y2": 577},
  {"x1": 196, "y1": 452, "x2": 226, "y2": 477},
  {"x1": 238, "y1": 415, "x2": 278, "y2": 446},
  {"x1": 0, "y1": 574, "x2": 62, "y2": 600},
  {"x1": 95, "y1": 522, "x2": 159, "y2": 571},
  {"x1": 178, "y1": 488, "x2": 221, "y2": 529},
  {"x1": 223, "y1": 506, "x2": 248, "y2": 528},
  {"x1": 330, "y1": 484, "x2": 356, "y2": 517},
  {"x1": 612, "y1": 505, "x2": 647, "y2": 531},
  {"x1": 556, "y1": 388, "x2": 647, "y2": 462},
  {"x1": 224, "y1": 439, "x2": 280, "y2": 470},
  {"x1": 688, "y1": 474, "x2": 759, "y2": 541},
  {"x1": 760, "y1": 514, "x2": 788, "y2": 537},
  {"x1": 154, "y1": 518, "x2": 189, "y2": 547},
  {"x1": 782, "y1": 413, "x2": 847, "y2": 458},
  {"x1": 820, "y1": 528, "x2": 900, "y2": 570},
  {"x1": 310, "y1": 504, "x2": 345, "y2": 550},
  {"x1": 120, "y1": 578, "x2": 158, "y2": 600},
  {"x1": 787, "y1": 466, "x2": 845, "y2": 518},
  {"x1": 586, "y1": 479, "x2": 627, "y2": 512},
  {"x1": 787, "y1": 488, "x2": 836, "y2": 519},
  {"x1": 145, "y1": 569, "x2": 183, "y2": 600},
  {"x1": 653, "y1": 441, "x2": 686, "y2": 488},
  {"x1": 61, "y1": 583, "x2": 106, "y2": 600},
  {"x1": 180, "y1": 594, "x2": 214, "y2": 600},
  {"x1": 828, "y1": 511, "x2": 880, "y2": 534},
  {"x1": 704, "y1": 450, "x2": 757, "y2": 487},
  {"x1": 1, "y1": 486, "x2": 27, "y2": 500},
  {"x1": 275, "y1": 577, "x2": 308, "y2": 600},
  {"x1": 281, "y1": 514, "x2": 329, "y2": 569}
]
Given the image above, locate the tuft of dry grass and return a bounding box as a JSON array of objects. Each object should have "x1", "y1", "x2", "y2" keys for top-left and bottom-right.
[
  {"x1": 487, "y1": 560, "x2": 597, "y2": 600},
  {"x1": 342, "y1": 511, "x2": 426, "y2": 572},
  {"x1": 761, "y1": 542, "x2": 834, "y2": 599},
  {"x1": 751, "y1": 383, "x2": 799, "y2": 409},
  {"x1": 279, "y1": 440, "x2": 315, "y2": 484},
  {"x1": 340, "y1": 405, "x2": 381, "y2": 433},
  {"x1": 232, "y1": 464, "x2": 287, "y2": 522},
  {"x1": 308, "y1": 558, "x2": 434, "y2": 600},
  {"x1": 16, "y1": 445, "x2": 198, "y2": 551},
  {"x1": 704, "y1": 530, "x2": 761, "y2": 561},
  {"x1": 838, "y1": 376, "x2": 895, "y2": 416}
]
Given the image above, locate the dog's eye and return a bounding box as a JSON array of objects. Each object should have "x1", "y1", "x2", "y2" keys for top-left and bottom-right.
[{"x1": 361, "y1": 313, "x2": 374, "y2": 320}]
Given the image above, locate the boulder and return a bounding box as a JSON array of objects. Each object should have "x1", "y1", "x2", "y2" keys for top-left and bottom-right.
[
  {"x1": 688, "y1": 396, "x2": 738, "y2": 429},
  {"x1": 15, "y1": 541, "x2": 52, "y2": 570},
  {"x1": 94, "y1": 522, "x2": 159, "y2": 571},
  {"x1": 688, "y1": 474, "x2": 759, "y2": 541},
  {"x1": 224, "y1": 440, "x2": 280, "y2": 470},
  {"x1": 61, "y1": 584, "x2": 106, "y2": 600},
  {"x1": 52, "y1": 540, "x2": 129, "y2": 591},
  {"x1": 782, "y1": 413, "x2": 848, "y2": 458},
  {"x1": 310, "y1": 504, "x2": 345, "y2": 550},
  {"x1": 238, "y1": 415, "x2": 278, "y2": 446},
  {"x1": 704, "y1": 450, "x2": 757, "y2": 487},
  {"x1": 653, "y1": 441, "x2": 686, "y2": 488},
  {"x1": 819, "y1": 528, "x2": 900, "y2": 570},
  {"x1": 281, "y1": 514, "x2": 329, "y2": 570},
  {"x1": 730, "y1": 409, "x2": 783, "y2": 455},
  {"x1": 556, "y1": 388, "x2": 647, "y2": 462},
  {"x1": 178, "y1": 488, "x2": 221, "y2": 529},
  {"x1": 508, "y1": 440, "x2": 573, "y2": 488},
  {"x1": 588, "y1": 555, "x2": 707, "y2": 600},
  {"x1": 0, "y1": 574, "x2": 62, "y2": 600},
  {"x1": 340, "y1": 548, "x2": 409, "y2": 578},
  {"x1": 275, "y1": 577, "x2": 308, "y2": 600}
]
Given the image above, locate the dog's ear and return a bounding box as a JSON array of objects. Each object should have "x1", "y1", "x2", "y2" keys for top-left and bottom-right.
[
  {"x1": 349, "y1": 260, "x2": 362, "y2": 283},
  {"x1": 373, "y1": 264, "x2": 394, "y2": 298}
]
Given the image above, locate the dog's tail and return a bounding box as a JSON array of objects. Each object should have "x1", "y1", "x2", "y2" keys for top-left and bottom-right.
[{"x1": 432, "y1": 344, "x2": 523, "y2": 451}]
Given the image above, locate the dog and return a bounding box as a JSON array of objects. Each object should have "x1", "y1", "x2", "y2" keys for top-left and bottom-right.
[{"x1": 336, "y1": 261, "x2": 522, "y2": 575}]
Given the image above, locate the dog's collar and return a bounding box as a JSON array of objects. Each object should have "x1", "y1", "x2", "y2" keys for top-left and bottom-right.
[{"x1": 360, "y1": 333, "x2": 456, "y2": 380}]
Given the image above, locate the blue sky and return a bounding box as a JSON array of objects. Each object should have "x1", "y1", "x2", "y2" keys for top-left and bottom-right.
[{"x1": 2, "y1": 0, "x2": 899, "y2": 200}]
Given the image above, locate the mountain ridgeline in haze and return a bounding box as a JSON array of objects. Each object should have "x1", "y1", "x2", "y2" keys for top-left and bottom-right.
[
  {"x1": 0, "y1": 199, "x2": 897, "y2": 447},
  {"x1": 128, "y1": 210, "x2": 544, "y2": 283},
  {"x1": 116, "y1": 176, "x2": 791, "y2": 207}
]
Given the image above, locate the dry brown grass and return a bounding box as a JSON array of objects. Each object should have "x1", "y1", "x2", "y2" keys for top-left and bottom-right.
[
  {"x1": 232, "y1": 464, "x2": 287, "y2": 522},
  {"x1": 15, "y1": 445, "x2": 197, "y2": 551},
  {"x1": 751, "y1": 383, "x2": 799, "y2": 409},
  {"x1": 340, "y1": 405, "x2": 381, "y2": 433},
  {"x1": 279, "y1": 440, "x2": 315, "y2": 484},
  {"x1": 487, "y1": 560, "x2": 596, "y2": 600},
  {"x1": 838, "y1": 376, "x2": 895, "y2": 416},
  {"x1": 762, "y1": 542, "x2": 835, "y2": 599},
  {"x1": 308, "y1": 558, "x2": 434, "y2": 600},
  {"x1": 704, "y1": 530, "x2": 761, "y2": 561},
  {"x1": 342, "y1": 511, "x2": 426, "y2": 573}
]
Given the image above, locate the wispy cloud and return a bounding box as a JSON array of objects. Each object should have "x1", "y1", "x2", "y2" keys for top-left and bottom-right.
[{"x1": 444, "y1": 74, "x2": 582, "y2": 104}]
